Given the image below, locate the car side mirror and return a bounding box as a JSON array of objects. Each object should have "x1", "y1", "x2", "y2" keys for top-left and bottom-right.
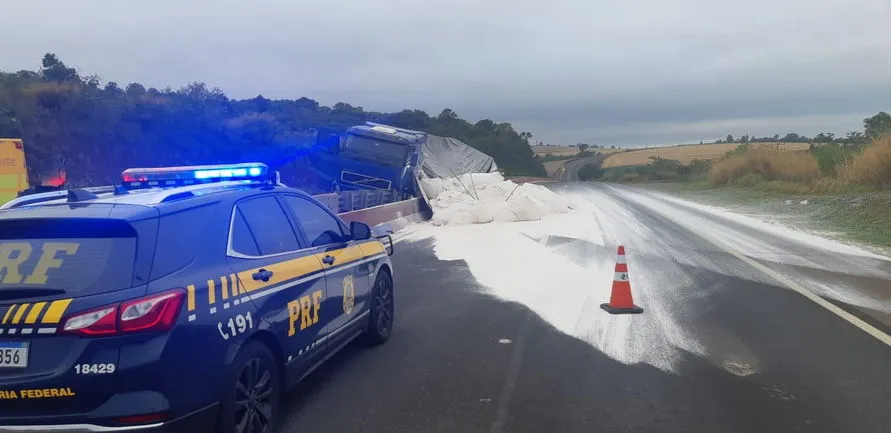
[{"x1": 350, "y1": 221, "x2": 372, "y2": 241}]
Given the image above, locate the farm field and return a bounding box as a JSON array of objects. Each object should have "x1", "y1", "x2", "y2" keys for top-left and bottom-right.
[
  {"x1": 531, "y1": 145, "x2": 623, "y2": 157},
  {"x1": 543, "y1": 160, "x2": 569, "y2": 176},
  {"x1": 601, "y1": 142, "x2": 811, "y2": 168}
]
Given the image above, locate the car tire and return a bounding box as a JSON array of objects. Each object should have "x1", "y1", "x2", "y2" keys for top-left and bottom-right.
[
  {"x1": 361, "y1": 270, "x2": 395, "y2": 345},
  {"x1": 217, "y1": 341, "x2": 281, "y2": 433}
]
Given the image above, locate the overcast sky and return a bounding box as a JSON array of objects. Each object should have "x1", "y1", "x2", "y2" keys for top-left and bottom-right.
[{"x1": 3, "y1": 0, "x2": 891, "y2": 146}]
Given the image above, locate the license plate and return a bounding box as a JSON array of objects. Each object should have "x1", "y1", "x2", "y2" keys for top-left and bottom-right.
[{"x1": 0, "y1": 341, "x2": 29, "y2": 368}]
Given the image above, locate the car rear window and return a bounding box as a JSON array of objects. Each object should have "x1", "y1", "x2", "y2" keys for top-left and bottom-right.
[{"x1": 0, "y1": 219, "x2": 138, "y2": 296}]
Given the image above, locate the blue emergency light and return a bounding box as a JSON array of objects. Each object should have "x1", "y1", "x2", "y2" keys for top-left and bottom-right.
[{"x1": 120, "y1": 163, "x2": 269, "y2": 190}]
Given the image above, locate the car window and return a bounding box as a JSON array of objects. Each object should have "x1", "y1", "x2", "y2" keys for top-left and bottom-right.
[
  {"x1": 152, "y1": 203, "x2": 218, "y2": 278},
  {"x1": 281, "y1": 195, "x2": 346, "y2": 248},
  {"x1": 230, "y1": 208, "x2": 260, "y2": 256},
  {"x1": 231, "y1": 196, "x2": 300, "y2": 256}
]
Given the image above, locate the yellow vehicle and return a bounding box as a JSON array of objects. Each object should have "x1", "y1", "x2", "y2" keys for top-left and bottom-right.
[{"x1": 0, "y1": 138, "x2": 30, "y2": 205}]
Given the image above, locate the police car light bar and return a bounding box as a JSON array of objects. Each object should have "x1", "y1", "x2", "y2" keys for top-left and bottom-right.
[{"x1": 120, "y1": 163, "x2": 269, "y2": 190}]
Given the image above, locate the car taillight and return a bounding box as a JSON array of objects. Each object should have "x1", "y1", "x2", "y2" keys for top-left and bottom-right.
[
  {"x1": 62, "y1": 306, "x2": 118, "y2": 336},
  {"x1": 120, "y1": 291, "x2": 183, "y2": 332},
  {"x1": 61, "y1": 289, "x2": 185, "y2": 337}
]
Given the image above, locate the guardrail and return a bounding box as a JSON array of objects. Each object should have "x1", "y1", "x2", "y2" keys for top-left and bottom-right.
[
  {"x1": 313, "y1": 189, "x2": 431, "y2": 233},
  {"x1": 338, "y1": 197, "x2": 430, "y2": 228},
  {"x1": 313, "y1": 189, "x2": 399, "y2": 214}
]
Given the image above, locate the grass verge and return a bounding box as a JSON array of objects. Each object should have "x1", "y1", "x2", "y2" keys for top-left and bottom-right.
[{"x1": 640, "y1": 182, "x2": 891, "y2": 250}]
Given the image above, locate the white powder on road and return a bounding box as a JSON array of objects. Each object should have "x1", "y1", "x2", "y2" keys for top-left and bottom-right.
[
  {"x1": 624, "y1": 186, "x2": 889, "y2": 261},
  {"x1": 418, "y1": 173, "x2": 574, "y2": 226},
  {"x1": 612, "y1": 186, "x2": 891, "y2": 279},
  {"x1": 402, "y1": 203, "x2": 707, "y2": 373},
  {"x1": 399, "y1": 181, "x2": 891, "y2": 373}
]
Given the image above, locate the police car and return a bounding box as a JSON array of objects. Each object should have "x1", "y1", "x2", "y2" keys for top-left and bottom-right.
[{"x1": 0, "y1": 163, "x2": 396, "y2": 433}]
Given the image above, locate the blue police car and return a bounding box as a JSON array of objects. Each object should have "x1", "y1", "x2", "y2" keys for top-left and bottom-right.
[{"x1": 0, "y1": 163, "x2": 396, "y2": 433}]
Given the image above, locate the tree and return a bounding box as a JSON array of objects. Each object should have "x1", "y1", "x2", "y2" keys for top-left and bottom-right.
[
  {"x1": 781, "y1": 133, "x2": 810, "y2": 142},
  {"x1": 0, "y1": 53, "x2": 548, "y2": 186},
  {"x1": 438, "y1": 108, "x2": 459, "y2": 121},
  {"x1": 577, "y1": 163, "x2": 603, "y2": 181},
  {"x1": 814, "y1": 132, "x2": 836, "y2": 143},
  {"x1": 40, "y1": 53, "x2": 78, "y2": 82},
  {"x1": 864, "y1": 112, "x2": 891, "y2": 140},
  {"x1": 578, "y1": 143, "x2": 589, "y2": 152},
  {"x1": 726, "y1": 134, "x2": 734, "y2": 143},
  {"x1": 844, "y1": 131, "x2": 867, "y2": 146},
  {"x1": 125, "y1": 82, "x2": 146, "y2": 97}
]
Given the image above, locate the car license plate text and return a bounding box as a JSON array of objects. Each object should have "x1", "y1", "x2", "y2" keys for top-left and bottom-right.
[{"x1": 0, "y1": 341, "x2": 28, "y2": 368}]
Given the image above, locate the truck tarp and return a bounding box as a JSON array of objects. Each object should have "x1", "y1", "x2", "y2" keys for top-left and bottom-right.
[{"x1": 419, "y1": 134, "x2": 498, "y2": 179}]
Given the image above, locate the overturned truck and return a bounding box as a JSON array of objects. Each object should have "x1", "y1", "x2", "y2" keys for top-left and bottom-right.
[{"x1": 307, "y1": 122, "x2": 499, "y2": 214}]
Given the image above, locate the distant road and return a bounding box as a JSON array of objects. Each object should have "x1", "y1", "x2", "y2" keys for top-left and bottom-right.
[
  {"x1": 274, "y1": 182, "x2": 890, "y2": 433},
  {"x1": 558, "y1": 154, "x2": 605, "y2": 181}
]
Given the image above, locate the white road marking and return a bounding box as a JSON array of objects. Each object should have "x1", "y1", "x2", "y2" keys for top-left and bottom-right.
[
  {"x1": 498, "y1": 339, "x2": 512, "y2": 344},
  {"x1": 37, "y1": 328, "x2": 56, "y2": 334},
  {"x1": 690, "y1": 225, "x2": 891, "y2": 347}
]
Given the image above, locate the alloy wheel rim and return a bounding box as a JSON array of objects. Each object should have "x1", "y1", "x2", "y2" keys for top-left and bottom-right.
[
  {"x1": 375, "y1": 277, "x2": 394, "y2": 334},
  {"x1": 234, "y1": 358, "x2": 274, "y2": 433}
]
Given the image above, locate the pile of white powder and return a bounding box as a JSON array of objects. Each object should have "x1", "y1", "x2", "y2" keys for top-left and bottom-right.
[{"x1": 419, "y1": 172, "x2": 575, "y2": 226}]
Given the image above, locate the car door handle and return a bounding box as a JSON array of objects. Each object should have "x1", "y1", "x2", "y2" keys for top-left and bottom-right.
[
  {"x1": 322, "y1": 255, "x2": 335, "y2": 265},
  {"x1": 252, "y1": 269, "x2": 273, "y2": 282}
]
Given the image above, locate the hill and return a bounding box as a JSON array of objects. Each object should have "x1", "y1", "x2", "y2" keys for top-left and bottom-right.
[
  {"x1": 0, "y1": 53, "x2": 546, "y2": 189},
  {"x1": 601, "y1": 142, "x2": 811, "y2": 168},
  {"x1": 531, "y1": 145, "x2": 623, "y2": 158}
]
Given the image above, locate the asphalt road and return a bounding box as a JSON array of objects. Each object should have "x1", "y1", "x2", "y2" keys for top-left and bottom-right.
[
  {"x1": 557, "y1": 154, "x2": 605, "y2": 181},
  {"x1": 279, "y1": 182, "x2": 891, "y2": 433}
]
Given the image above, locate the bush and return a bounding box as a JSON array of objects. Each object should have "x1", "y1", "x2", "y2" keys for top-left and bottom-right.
[
  {"x1": 811, "y1": 143, "x2": 858, "y2": 175},
  {"x1": 841, "y1": 134, "x2": 891, "y2": 188},
  {"x1": 687, "y1": 159, "x2": 712, "y2": 179},
  {"x1": 709, "y1": 147, "x2": 821, "y2": 185},
  {"x1": 577, "y1": 163, "x2": 603, "y2": 181}
]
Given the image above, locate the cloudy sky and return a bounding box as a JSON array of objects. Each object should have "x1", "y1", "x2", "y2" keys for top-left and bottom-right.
[{"x1": 3, "y1": 0, "x2": 890, "y2": 146}]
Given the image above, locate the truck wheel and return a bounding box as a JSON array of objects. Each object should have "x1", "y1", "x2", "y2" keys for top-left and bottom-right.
[
  {"x1": 362, "y1": 270, "x2": 395, "y2": 345},
  {"x1": 218, "y1": 341, "x2": 281, "y2": 433}
]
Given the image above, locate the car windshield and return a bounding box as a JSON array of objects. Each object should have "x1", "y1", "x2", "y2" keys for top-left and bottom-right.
[{"x1": 340, "y1": 134, "x2": 408, "y2": 167}]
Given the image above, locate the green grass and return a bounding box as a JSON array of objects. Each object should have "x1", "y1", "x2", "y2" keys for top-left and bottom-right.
[{"x1": 639, "y1": 182, "x2": 891, "y2": 249}]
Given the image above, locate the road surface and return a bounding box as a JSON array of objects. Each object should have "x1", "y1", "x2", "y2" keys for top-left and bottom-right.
[
  {"x1": 278, "y1": 182, "x2": 891, "y2": 433},
  {"x1": 557, "y1": 154, "x2": 605, "y2": 182}
]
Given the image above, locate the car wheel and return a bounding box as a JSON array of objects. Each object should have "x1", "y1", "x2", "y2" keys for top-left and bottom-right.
[
  {"x1": 361, "y1": 270, "x2": 395, "y2": 345},
  {"x1": 218, "y1": 341, "x2": 281, "y2": 433}
]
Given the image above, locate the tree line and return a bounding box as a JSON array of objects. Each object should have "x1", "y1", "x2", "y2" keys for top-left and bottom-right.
[
  {"x1": 0, "y1": 54, "x2": 546, "y2": 189},
  {"x1": 713, "y1": 112, "x2": 891, "y2": 146}
]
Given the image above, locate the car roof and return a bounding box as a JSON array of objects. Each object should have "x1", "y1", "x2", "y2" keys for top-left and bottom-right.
[{"x1": 0, "y1": 181, "x2": 315, "y2": 220}]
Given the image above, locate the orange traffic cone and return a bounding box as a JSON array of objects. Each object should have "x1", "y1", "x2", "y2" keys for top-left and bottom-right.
[{"x1": 600, "y1": 245, "x2": 643, "y2": 314}]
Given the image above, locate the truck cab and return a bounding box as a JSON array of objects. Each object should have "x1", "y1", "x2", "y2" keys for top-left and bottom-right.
[{"x1": 310, "y1": 123, "x2": 423, "y2": 200}]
